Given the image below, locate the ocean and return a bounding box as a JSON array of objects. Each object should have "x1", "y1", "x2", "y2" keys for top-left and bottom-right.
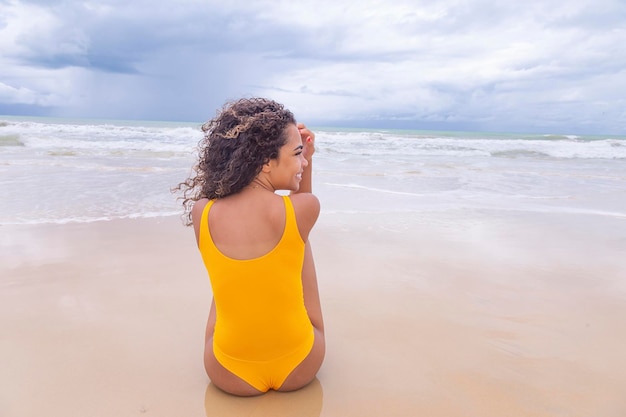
[{"x1": 1, "y1": 116, "x2": 625, "y2": 226}]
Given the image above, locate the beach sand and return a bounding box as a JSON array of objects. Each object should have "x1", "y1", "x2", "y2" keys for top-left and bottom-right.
[{"x1": 1, "y1": 211, "x2": 625, "y2": 417}]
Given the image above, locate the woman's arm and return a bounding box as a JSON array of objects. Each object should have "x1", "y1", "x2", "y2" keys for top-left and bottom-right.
[{"x1": 302, "y1": 240, "x2": 324, "y2": 332}]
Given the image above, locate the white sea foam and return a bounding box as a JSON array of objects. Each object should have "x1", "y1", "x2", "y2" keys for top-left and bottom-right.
[
  {"x1": 324, "y1": 182, "x2": 428, "y2": 197},
  {"x1": 0, "y1": 211, "x2": 182, "y2": 226},
  {"x1": 317, "y1": 131, "x2": 626, "y2": 160},
  {"x1": 1, "y1": 117, "x2": 625, "y2": 224},
  {"x1": 0, "y1": 119, "x2": 201, "y2": 158}
]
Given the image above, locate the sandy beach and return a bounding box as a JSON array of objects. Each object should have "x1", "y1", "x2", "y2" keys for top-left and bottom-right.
[{"x1": 2, "y1": 209, "x2": 625, "y2": 417}]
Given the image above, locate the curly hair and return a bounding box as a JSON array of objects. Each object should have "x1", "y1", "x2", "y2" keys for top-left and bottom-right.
[{"x1": 174, "y1": 98, "x2": 296, "y2": 225}]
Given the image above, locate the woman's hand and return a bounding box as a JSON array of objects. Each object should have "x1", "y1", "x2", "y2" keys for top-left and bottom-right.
[{"x1": 297, "y1": 123, "x2": 315, "y2": 161}]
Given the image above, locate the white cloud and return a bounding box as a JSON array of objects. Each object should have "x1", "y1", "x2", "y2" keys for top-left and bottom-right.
[
  {"x1": 0, "y1": 0, "x2": 625, "y2": 133},
  {"x1": 0, "y1": 82, "x2": 38, "y2": 104}
]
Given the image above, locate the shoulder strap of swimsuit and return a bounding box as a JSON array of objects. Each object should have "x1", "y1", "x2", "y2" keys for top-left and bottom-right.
[
  {"x1": 199, "y1": 199, "x2": 215, "y2": 248},
  {"x1": 281, "y1": 195, "x2": 304, "y2": 243},
  {"x1": 282, "y1": 195, "x2": 295, "y2": 225}
]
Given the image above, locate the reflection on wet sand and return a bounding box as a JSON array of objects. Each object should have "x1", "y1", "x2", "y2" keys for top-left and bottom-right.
[{"x1": 204, "y1": 378, "x2": 323, "y2": 417}]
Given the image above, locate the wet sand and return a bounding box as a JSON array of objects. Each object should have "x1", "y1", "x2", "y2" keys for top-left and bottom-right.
[{"x1": 1, "y1": 211, "x2": 625, "y2": 417}]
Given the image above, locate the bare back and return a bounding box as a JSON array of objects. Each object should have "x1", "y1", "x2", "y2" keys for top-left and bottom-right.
[{"x1": 191, "y1": 189, "x2": 319, "y2": 255}]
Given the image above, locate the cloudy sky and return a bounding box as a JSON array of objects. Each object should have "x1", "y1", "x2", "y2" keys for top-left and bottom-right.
[{"x1": 1, "y1": 0, "x2": 625, "y2": 134}]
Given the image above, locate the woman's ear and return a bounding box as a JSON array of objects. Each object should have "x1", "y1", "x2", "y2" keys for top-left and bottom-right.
[{"x1": 261, "y1": 158, "x2": 274, "y2": 173}]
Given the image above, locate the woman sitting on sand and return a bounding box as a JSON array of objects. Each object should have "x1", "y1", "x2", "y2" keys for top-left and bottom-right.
[{"x1": 176, "y1": 98, "x2": 325, "y2": 396}]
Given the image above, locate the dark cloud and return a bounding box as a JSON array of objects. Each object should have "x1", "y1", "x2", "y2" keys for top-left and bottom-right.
[
  {"x1": 0, "y1": 102, "x2": 54, "y2": 116},
  {"x1": 10, "y1": 2, "x2": 307, "y2": 74},
  {"x1": 1, "y1": 0, "x2": 625, "y2": 134}
]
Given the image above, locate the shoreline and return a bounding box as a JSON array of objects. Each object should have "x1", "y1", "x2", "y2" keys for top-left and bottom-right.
[{"x1": 2, "y1": 212, "x2": 625, "y2": 416}]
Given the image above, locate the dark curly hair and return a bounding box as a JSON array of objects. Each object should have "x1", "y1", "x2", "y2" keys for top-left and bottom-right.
[{"x1": 174, "y1": 97, "x2": 296, "y2": 225}]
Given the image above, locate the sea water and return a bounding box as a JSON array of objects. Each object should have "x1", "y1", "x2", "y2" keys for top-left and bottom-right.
[{"x1": 1, "y1": 116, "x2": 625, "y2": 225}]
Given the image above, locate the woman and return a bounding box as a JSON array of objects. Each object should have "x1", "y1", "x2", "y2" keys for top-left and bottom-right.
[{"x1": 176, "y1": 98, "x2": 325, "y2": 396}]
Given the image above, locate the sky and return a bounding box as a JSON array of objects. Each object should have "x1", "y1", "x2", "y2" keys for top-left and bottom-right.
[{"x1": 1, "y1": 0, "x2": 625, "y2": 134}]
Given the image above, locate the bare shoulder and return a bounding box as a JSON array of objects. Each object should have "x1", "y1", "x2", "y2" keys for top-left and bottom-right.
[
  {"x1": 288, "y1": 193, "x2": 320, "y2": 241},
  {"x1": 289, "y1": 192, "x2": 320, "y2": 216},
  {"x1": 191, "y1": 198, "x2": 210, "y2": 245},
  {"x1": 191, "y1": 198, "x2": 210, "y2": 225}
]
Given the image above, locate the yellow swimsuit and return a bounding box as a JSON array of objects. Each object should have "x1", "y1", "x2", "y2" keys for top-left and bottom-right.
[{"x1": 198, "y1": 196, "x2": 314, "y2": 392}]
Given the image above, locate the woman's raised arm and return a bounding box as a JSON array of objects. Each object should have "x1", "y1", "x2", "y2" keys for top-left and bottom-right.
[{"x1": 293, "y1": 123, "x2": 315, "y2": 194}]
